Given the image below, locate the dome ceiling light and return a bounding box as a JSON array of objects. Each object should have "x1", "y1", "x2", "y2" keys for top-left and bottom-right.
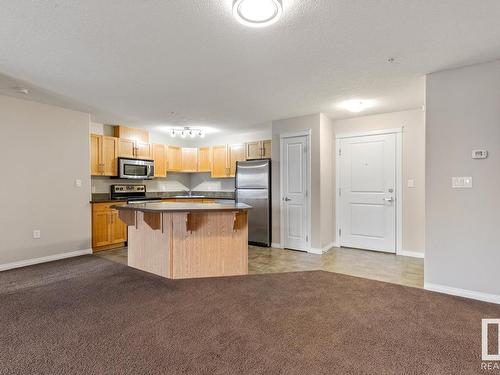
[{"x1": 233, "y1": 0, "x2": 283, "y2": 28}]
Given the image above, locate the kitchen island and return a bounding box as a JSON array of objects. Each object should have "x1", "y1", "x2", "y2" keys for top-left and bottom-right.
[{"x1": 113, "y1": 202, "x2": 250, "y2": 279}]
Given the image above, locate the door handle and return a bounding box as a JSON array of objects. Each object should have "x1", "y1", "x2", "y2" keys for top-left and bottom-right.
[
  {"x1": 284, "y1": 197, "x2": 291, "y2": 202},
  {"x1": 383, "y1": 197, "x2": 394, "y2": 202}
]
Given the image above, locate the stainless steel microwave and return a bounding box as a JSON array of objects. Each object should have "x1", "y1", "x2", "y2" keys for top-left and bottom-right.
[{"x1": 118, "y1": 158, "x2": 154, "y2": 180}]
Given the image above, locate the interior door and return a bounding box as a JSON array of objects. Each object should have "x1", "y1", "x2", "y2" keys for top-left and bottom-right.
[
  {"x1": 339, "y1": 133, "x2": 396, "y2": 252},
  {"x1": 282, "y1": 136, "x2": 308, "y2": 251}
]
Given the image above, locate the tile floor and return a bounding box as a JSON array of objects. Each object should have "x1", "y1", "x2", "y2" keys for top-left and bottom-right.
[{"x1": 95, "y1": 245, "x2": 424, "y2": 288}]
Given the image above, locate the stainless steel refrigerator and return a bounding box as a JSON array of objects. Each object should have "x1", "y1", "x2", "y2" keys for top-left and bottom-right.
[{"x1": 236, "y1": 159, "x2": 272, "y2": 247}]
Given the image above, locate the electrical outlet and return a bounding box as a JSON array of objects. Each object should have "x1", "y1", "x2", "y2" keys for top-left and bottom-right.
[{"x1": 33, "y1": 230, "x2": 41, "y2": 239}]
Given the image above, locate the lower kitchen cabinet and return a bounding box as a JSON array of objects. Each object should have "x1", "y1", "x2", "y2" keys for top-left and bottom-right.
[{"x1": 92, "y1": 202, "x2": 127, "y2": 252}]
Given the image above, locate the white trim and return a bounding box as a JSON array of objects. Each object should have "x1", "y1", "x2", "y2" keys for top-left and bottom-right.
[
  {"x1": 308, "y1": 241, "x2": 337, "y2": 255},
  {"x1": 271, "y1": 242, "x2": 283, "y2": 249},
  {"x1": 425, "y1": 282, "x2": 500, "y2": 305},
  {"x1": 0, "y1": 249, "x2": 93, "y2": 272},
  {"x1": 279, "y1": 130, "x2": 312, "y2": 252},
  {"x1": 398, "y1": 250, "x2": 425, "y2": 259},
  {"x1": 335, "y1": 127, "x2": 403, "y2": 139},
  {"x1": 335, "y1": 128, "x2": 404, "y2": 255}
]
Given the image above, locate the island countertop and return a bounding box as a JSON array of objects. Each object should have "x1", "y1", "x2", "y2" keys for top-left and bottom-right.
[{"x1": 112, "y1": 201, "x2": 251, "y2": 213}]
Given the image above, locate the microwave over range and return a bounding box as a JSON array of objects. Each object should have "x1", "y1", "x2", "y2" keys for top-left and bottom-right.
[{"x1": 118, "y1": 158, "x2": 154, "y2": 180}]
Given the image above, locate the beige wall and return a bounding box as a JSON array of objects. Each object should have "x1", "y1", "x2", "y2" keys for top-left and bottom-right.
[
  {"x1": 0, "y1": 95, "x2": 91, "y2": 266},
  {"x1": 425, "y1": 59, "x2": 500, "y2": 297},
  {"x1": 320, "y1": 114, "x2": 335, "y2": 248},
  {"x1": 332, "y1": 109, "x2": 426, "y2": 255}
]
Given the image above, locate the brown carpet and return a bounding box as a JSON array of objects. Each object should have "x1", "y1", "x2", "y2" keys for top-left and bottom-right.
[{"x1": 0, "y1": 256, "x2": 498, "y2": 374}]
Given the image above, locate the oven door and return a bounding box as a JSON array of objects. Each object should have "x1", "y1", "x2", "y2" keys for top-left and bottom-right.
[{"x1": 119, "y1": 158, "x2": 154, "y2": 179}]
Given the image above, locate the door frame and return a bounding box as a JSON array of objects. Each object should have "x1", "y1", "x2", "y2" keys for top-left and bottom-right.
[
  {"x1": 279, "y1": 129, "x2": 312, "y2": 252},
  {"x1": 335, "y1": 128, "x2": 403, "y2": 254}
]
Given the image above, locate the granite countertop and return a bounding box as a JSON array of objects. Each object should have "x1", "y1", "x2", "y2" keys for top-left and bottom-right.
[
  {"x1": 112, "y1": 201, "x2": 250, "y2": 213},
  {"x1": 90, "y1": 191, "x2": 235, "y2": 203}
]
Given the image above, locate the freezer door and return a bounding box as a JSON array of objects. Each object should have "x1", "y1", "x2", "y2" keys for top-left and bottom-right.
[
  {"x1": 236, "y1": 160, "x2": 270, "y2": 189},
  {"x1": 236, "y1": 188, "x2": 270, "y2": 246}
]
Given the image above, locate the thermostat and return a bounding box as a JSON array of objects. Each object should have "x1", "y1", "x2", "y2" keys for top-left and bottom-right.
[{"x1": 472, "y1": 150, "x2": 488, "y2": 159}]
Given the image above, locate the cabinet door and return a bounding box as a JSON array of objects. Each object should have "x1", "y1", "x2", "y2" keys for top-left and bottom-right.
[
  {"x1": 136, "y1": 142, "x2": 152, "y2": 159},
  {"x1": 101, "y1": 136, "x2": 118, "y2": 176},
  {"x1": 92, "y1": 211, "x2": 111, "y2": 248},
  {"x1": 228, "y1": 144, "x2": 245, "y2": 177},
  {"x1": 152, "y1": 144, "x2": 167, "y2": 177},
  {"x1": 262, "y1": 139, "x2": 272, "y2": 159},
  {"x1": 211, "y1": 145, "x2": 228, "y2": 178},
  {"x1": 167, "y1": 146, "x2": 182, "y2": 171},
  {"x1": 114, "y1": 125, "x2": 149, "y2": 143},
  {"x1": 246, "y1": 141, "x2": 262, "y2": 160},
  {"x1": 118, "y1": 139, "x2": 135, "y2": 158},
  {"x1": 181, "y1": 148, "x2": 198, "y2": 172},
  {"x1": 90, "y1": 134, "x2": 102, "y2": 176},
  {"x1": 198, "y1": 147, "x2": 211, "y2": 172},
  {"x1": 110, "y1": 210, "x2": 127, "y2": 244}
]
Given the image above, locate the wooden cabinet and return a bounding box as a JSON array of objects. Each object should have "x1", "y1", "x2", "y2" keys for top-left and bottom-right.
[
  {"x1": 90, "y1": 134, "x2": 118, "y2": 176},
  {"x1": 245, "y1": 139, "x2": 272, "y2": 160},
  {"x1": 117, "y1": 139, "x2": 152, "y2": 160},
  {"x1": 135, "y1": 142, "x2": 152, "y2": 159},
  {"x1": 228, "y1": 144, "x2": 245, "y2": 177},
  {"x1": 182, "y1": 148, "x2": 198, "y2": 172},
  {"x1": 198, "y1": 147, "x2": 211, "y2": 172},
  {"x1": 167, "y1": 145, "x2": 182, "y2": 171},
  {"x1": 114, "y1": 125, "x2": 149, "y2": 143},
  {"x1": 92, "y1": 202, "x2": 127, "y2": 251},
  {"x1": 211, "y1": 145, "x2": 229, "y2": 178},
  {"x1": 117, "y1": 138, "x2": 136, "y2": 158},
  {"x1": 152, "y1": 144, "x2": 167, "y2": 177}
]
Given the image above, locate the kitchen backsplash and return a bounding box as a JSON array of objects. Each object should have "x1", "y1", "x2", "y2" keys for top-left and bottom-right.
[{"x1": 91, "y1": 173, "x2": 235, "y2": 194}]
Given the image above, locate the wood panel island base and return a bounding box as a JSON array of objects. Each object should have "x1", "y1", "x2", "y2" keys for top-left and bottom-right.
[{"x1": 114, "y1": 202, "x2": 250, "y2": 279}]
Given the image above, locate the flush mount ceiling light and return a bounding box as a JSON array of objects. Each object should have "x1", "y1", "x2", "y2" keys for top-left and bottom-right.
[
  {"x1": 338, "y1": 99, "x2": 375, "y2": 113},
  {"x1": 169, "y1": 127, "x2": 205, "y2": 139},
  {"x1": 233, "y1": 0, "x2": 283, "y2": 28}
]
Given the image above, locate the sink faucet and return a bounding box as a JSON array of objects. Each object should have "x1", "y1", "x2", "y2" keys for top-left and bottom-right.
[{"x1": 185, "y1": 189, "x2": 192, "y2": 197}]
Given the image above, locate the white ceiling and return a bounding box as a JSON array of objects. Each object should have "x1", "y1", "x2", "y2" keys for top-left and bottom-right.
[{"x1": 1, "y1": 0, "x2": 500, "y2": 133}]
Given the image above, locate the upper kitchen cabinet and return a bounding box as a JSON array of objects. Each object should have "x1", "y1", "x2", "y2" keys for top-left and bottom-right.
[
  {"x1": 198, "y1": 147, "x2": 211, "y2": 172},
  {"x1": 181, "y1": 148, "x2": 198, "y2": 172},
  {"x1": 117, "y1": 138, "x2": 152, "y2": 159},
  {"x1": 90, "y1": 134, "x2": 118, "y2": 176},
  {"x1": 245, "y1": 139, "x2": 272, "y2": 160},
  {"x1": 167, "y1": 145, "x2": 182, "y2": 172},
  {"x1": 114, "y1": 125, "x2": 149, "y2": 143},
  {"x1": 228, "y1": 144, "x2": 245, "y2": 177},
  {"x1": 152, "y1": 144, "x2": 167, "y2": 177},
  {"x1": 211, "y1": 145, "x2": 229, "y2": 178},
  {"x1": 117, "y1": 138, "x2": 136, "y2": 158},
  {"x1": 135, "y1": 142, "x2": 152, "y2": 159}
]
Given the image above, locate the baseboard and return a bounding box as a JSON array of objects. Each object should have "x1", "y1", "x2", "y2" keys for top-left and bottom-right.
[
  {"x1": 397, "y1": 250, "x2": 425, "y2": 259},
  {"x1": 271, "y1": 242, "x2": 283, "y2": 249},
  {"x1": 424, "y1": 282, "x2": 500, "y2": 305},
  {"x1": 308, "y1": 242, "x2": 336, "y2": 255},
  {"x1": 0, "y1": 249, "x2": 93, "y2": 272}
]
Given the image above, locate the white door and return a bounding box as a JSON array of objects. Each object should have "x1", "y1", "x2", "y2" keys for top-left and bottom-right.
[
  {"x1": 282, "y1": 135, "x2": 308, "y2": 251},
  {"x1": 339, "y1": 133, "x2": 396, "y2": 253}
]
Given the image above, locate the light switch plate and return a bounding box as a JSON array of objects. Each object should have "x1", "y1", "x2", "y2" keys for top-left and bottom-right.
[
  {"x1": 452, "y1": 176, "x2": 473, "y2": 188},
  {"x1": 33, "y1": 230, "x2": 41, "y2": 239},
  {"x1": 407, "y1": 179, "x2": 415, "y2": 188},
  {"x1": 472, "y1": 150, "x2": 488, "y2": 159},
  {"x1": 75, "y1": 179, "x2": 82, "y2": 188}
]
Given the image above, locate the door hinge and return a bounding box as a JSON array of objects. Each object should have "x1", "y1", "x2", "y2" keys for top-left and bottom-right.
[
  {"x1": 338, "y1": 188, "x2": 341, "y2": 197},
  {"x1": 305, "y1": 190, "x2": 308, "y2": 197},
  {"x1": 338, "y1": 148, "x2": 342, "y2": 157},
  {"x1": 306, "y1": 235, "x2": 308, "y2": 242},
  {"x1": 339, "y1": 228, "x2": 342, "y2": 237}
]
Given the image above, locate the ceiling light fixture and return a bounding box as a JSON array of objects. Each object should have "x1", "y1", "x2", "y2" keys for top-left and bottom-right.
[
  {"x1": 233, "y1": 0, "x2": 283, "y2": 28},
  {"x1": 338, "y1": 99, "x2": 375, "y2": 113},
  {"x1": 168, "y1": 127, "x2": 206, "y2": 139}
]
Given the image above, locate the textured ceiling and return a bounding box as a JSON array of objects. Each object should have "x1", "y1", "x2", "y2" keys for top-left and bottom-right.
[{"x1": 1, "y1": 0, "x2": 500, "y2": 132}]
